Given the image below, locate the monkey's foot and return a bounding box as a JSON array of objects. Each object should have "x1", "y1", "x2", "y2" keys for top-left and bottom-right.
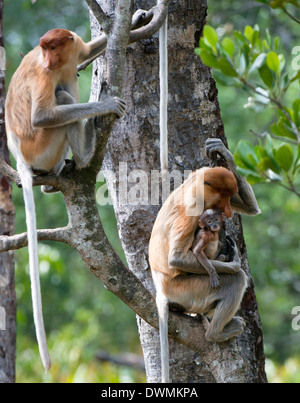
[
  {"x1": 41, "y1": 185, "x2": 60, "y2": 194},
  {"x1": 205, "y1": 316, "x2": 245, "y2": 342},
  {"x1": 199, "y1": 314, "x2": 210, "y2": 332}
]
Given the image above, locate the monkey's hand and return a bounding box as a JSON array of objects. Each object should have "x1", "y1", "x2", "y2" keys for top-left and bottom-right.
[
  {"x1": 210, "y1": 241, "x2": 241, "y2": 274},
  {"x1": 206, "y1": 138, "x2": 261, "y2": 216},
  {"x1": 210, "y1": 272, "x2": 220, "y2": 289},
  {"x1": 97, "y1": 95, "x2": 126, "y2": 119},
  {"x1": 206, "y1": 138, "x2": 235, "y2": 170}
]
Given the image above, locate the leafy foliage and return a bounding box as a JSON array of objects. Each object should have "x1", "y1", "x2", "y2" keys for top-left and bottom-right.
[{"x1": 196, "y1": 23, "x2": 300, "y2": 196}]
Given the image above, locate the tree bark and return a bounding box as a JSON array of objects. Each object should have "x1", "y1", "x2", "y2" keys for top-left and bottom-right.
[
  {"x1": 91, "y1": 0, "x2": 267, "y2": 383},
  {"x1": 0, "y1": 0, "x2": 267, "y2": 383},
  {"x1": 0, "y1": 0, "x2": 17, "y2": 384}
]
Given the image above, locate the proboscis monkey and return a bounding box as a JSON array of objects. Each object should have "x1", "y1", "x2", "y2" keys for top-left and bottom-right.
[
  {"x1": 192, "y1": 209, "x2": 225, "y2": 289},
  {"x1": 5, "y1": 28, "x2": 126, "y2": 372},
  {"x1": 149, "y1": 138, "x2": 261, "y2": 383}
]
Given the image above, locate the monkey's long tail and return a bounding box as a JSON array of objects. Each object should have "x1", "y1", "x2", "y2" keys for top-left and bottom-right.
[
  {"x1": 156, "y1": 292, "x2": 169, "y2": 383},
  {"x1": 18, "y1": 161, "x2": 51, "y2": 373}
]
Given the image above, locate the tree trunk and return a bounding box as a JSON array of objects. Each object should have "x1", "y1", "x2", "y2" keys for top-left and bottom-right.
[
  {"x1": 0, "y1": 0, "x2": 17, "y2": 383},
  {"x1": 91, "y1": 0, "x2": 267, "y2": 383}
]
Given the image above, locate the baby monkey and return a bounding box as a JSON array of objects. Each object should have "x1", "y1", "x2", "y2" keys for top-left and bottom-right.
[{"x1": 192, "y1": 209, "x2": 225, "y2": 289}]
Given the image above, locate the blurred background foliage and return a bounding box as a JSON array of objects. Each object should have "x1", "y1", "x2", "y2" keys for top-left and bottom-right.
[{"x1": 2, "y1": 0, "x2": 300, "y2": 383}]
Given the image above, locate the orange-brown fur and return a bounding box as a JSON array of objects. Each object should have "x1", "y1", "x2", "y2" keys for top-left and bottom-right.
[
  {"x1": 5, "y1": 29, "x2": 87, "y2": 167},
  {"x1": 4, "y1": 28, "x2": 126, "y2": 372},
  {"x1": 149, "y1": 167, "x2": 237, "y2": 289}
]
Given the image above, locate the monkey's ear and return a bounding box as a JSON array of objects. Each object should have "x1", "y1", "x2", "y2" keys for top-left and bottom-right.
[{"x1": 199, "y1": 218, "x2": 204, "y2": 228}]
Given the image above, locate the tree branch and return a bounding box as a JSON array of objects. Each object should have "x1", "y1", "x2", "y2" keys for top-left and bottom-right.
[
  {"x1": 85, "y1": 0, "x2": 112, "y2": 34},
  {"x1": 0, "y1": 0, "x2": 244, "y2": 381},
  {"x1": 0, "y1": 156, "x2": 20, "y2": 186},
  {"x1": 77, "y1": 2, "x2": 171, "y2": 72},
  {"x1": 0, "y1": 154, "x2": 74, "y2": 192},
  {"x1": 0, "y1": 226, "x2": 72, "y2": 253}
]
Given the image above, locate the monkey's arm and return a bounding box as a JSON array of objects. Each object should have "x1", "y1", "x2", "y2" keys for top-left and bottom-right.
[
  {"x1": 169, "y1": 243, "x2": 241, "y2": 275},
  {"x1": 206, "y1": 138, "x2": 261, "y2": 216},
  {"x1": 192, "y1": 240, "x2": 220, "y2": 288},
  {"x1": 31, "y1": 97, "x2": 126, "y2": 129}
]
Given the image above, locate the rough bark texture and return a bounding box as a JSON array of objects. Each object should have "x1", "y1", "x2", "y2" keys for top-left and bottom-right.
[
  {"x1": 0, "y1": 0, "x2": 267, "y2": 383},
  {"x1": 91, "y1": 0, "x2": 267, "y2": 383},
  {"x1": 0, "y1": 0, "x2": 17, "y2": 383}
]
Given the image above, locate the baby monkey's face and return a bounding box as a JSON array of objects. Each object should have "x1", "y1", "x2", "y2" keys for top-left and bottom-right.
[{"x1": 199, "y1": 209, "x2": 224, "y2": 232}]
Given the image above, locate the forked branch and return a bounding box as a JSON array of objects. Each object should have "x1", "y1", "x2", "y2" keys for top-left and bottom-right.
[{"x1": 77, "y1": 1, "x2": 171, "y2": 72}]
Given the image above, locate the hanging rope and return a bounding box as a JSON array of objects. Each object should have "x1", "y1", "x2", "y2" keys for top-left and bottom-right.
[{"x1": 158, "y1": 0, "x2": 169, "y2": 173}]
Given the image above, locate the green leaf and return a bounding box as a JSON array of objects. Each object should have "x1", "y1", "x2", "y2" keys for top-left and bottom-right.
[
  {"x1": 262, "y1": 39, "x2": 270, "y2": 51},
  {"x1": 270, "y1": 121, "x2": 298, "y2": 141},
  {"x1": 248, "y1": 53, "x2": 267, "y2": 74},
  {"x1": 255, "y1": 145, "x2": 269, "y2": 159},
  {"x1": 222, "y1": 38, "x2": 235, "y2": 58},
  {"x1": 274, "y1": 144, "x2": 294, "y2": 171},
  {"x1": 266, "y1": 51, "x2": 280, "y2": 72},
  {"x1": 238, "y1": 52, "x2": 247, "y2": 76},
  {"x1": 258, "y1": 64, "x2": 274, "y2": 88},
  {"x1": 235, "y1": 141, "x2": 259, "y2": 170},
  {"x1": 278, "y1": 54, "x2": 286, "y2": 73},
  {"x1": 293, "y1": 99, "x2": 300, "y2": 127},
  {"x1": 234, "y1": 30, "x2": 247, "y2": 44},
  {"x1": 218, "y1": 57, "x2": 238, "y2": 77},
  {"x1": 251, "y1": 30, "x2": 260, "y2": 46},
  {"x1": 203, "y1": 25, "x2": 218, "y2": 48},
  {"x1": 198, "y1": 49, "x2": 219, "y2": 69},
  {"x1": 236, "y1": 167, "x2": 265, "y2": 184},
  {"x1": 213, "y1": 71, "x2": 241, "y2": 87},
  {"x1": 198, "y1": 37, "x2": 212, "y2": 52},
  {"x1": 244, "y1": 26, "x2": 253, "y2": 42},
  {"x1": 257, "y1": 156, "x2": 280, "y2": 173}
]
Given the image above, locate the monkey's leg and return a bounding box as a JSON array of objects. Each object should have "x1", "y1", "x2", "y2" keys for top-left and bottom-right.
[
  {"x1": 55, "y1": 89, "x2": 95, "y2": 169},
  {"x1": 205, "y1": 269, "x2": 247, "y2": 342},
  {"x1": 66, "y1": 119, "x2": 95, "y2": 169},
  {"x1": 41, "y1": 145, "x2": 70, "y2": 194}
]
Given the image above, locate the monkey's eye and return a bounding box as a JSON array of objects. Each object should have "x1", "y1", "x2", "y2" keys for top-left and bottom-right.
[
  {"x1": 51, "y1": 46, "x2": 56, "y2": 51},
  {"x1": 207, "y1": 220, "x2": 213, "y2": 225}
]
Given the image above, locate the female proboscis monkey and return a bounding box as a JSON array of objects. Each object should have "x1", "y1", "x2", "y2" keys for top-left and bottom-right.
[
  {"x1": 5, "y1": 28, "x2": 126, "y2": 372},
  {"x1": 149, "y1": 138, "x2": 261, "y2": 383}
]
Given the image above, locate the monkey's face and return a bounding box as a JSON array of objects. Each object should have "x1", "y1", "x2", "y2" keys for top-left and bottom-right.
[
  {"x1": 40, "y1": 29, "x2": 75, "y2": 71},
  {"x1": 204, "y1": 189, "x2": 233, "y2": 218},
  {"x1": 203, "y1": 167, "x2": 237, "y2": 218},
  {"x1": 199, "y1": 209, "x2": 224, "y2": 231}
]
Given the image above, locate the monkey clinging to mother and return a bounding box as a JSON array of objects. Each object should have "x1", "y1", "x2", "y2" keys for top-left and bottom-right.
[{"x1": 149, "y1": 137, "x2": 261, "y2": 383}]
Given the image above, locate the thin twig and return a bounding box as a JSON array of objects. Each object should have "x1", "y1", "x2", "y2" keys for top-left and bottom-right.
[{"x1": 281, "y1": 5, "x2": 300, "y2": 25}]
